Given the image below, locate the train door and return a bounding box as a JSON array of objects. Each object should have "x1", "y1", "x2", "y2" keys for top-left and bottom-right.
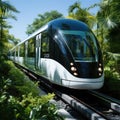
[{"x1": 35, "y1": 33, "x2": 41, "y2": 69}]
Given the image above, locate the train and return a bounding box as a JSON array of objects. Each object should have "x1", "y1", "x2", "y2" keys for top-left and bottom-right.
[{"x1": 9, "y1": 18, "x2": 104, "y2": 89}]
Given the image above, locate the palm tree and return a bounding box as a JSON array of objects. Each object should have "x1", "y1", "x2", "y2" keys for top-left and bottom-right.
[
  {"x1": 110, "y1": 0, "x2": 120, "y2": 23},
  {"x1": 67, "y1": 2, "x2": 96, "y2": 29},
  {"x1": 95, "y1": 0, "x2": 120, "y2": 52},
  {"x1": 97, "y1": 0, "x2": 117, "y2": 30},
  {"x1": 0, "y1": 0, "x2": 19, "y2": 55}
]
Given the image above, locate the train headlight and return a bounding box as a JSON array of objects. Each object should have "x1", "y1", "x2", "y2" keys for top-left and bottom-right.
[
  {"x1": 71, "y1": 66, "x2": 77, "y2": 72},
  {"x1": 99, "y1": 73, "x2": 102, "y2": 76},
  {"x1": 70, "y1": 62, "x2": 74, "y2": 66},
  {"x1": 99, "y1": 63, "x2": 102, "y2": 67},
  {"x1": 73, "y1": 72, "x2": 78, "y2": 76},
  {"x1": 70, "y1": 63, "x2": 78, "y2": 76},
  {"x1": 98, "y1": 67, "x2": 102, "y2": 72}
]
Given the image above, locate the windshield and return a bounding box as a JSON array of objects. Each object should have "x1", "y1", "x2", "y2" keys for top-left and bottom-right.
[{"x1": 61, "y1": 30, "x2": 98, "y2": 62}]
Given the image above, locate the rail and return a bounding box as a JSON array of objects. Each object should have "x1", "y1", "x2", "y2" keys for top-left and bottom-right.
[{"x1": 15, "y1": 63, "x2": 120, "y2": 120}]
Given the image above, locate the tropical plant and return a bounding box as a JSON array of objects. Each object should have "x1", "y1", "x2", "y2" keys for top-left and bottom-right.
[
  {"x1": 26, "y1": 10, "x2": 63, "y2": 35},
  {"x1": 67, "y1": 2, "x2": 96, "y2": 29},
  {"x1": 0, "y1": 76, "x2": 62, "y2": 120},
  {"x1": 0, "y1": 0, "x2": 19, "y2": 55},
  {"x1": 95, "y1": 0, "x2": 120, "y2": 53}
]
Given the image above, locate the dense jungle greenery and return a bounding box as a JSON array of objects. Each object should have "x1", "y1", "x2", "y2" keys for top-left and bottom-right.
[{"x1": 0, "y1": 0, "x2": 120, "y2": 119}]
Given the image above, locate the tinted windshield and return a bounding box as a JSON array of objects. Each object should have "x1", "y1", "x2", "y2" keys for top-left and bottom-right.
[{"x1": 61, "y1": 30, "x2": 98, "y2": 62}]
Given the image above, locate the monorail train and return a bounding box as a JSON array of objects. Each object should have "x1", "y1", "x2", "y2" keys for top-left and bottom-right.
[{"x1": 9, "y1": 18, "x2": 104, "y2": 89}]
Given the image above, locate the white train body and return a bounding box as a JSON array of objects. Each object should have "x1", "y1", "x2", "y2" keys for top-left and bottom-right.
[{"x1": 9, "y1": 19, "x2": 104, "y2": 89}]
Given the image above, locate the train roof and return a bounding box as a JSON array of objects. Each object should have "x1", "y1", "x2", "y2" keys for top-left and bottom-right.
[
  {"x1": 10, "y1": 18, "x2": 89, "y2": 51},
  {"x1": 24, "y1": 18, "x2": 89, "y2": 40},
  {"x1": 47, "y1": 18, "x2": 89, "y2": 31}
]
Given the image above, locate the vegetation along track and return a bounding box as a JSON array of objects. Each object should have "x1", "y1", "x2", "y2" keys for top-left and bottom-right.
[{"x1": 15, "y1": 63, "x2": 120, "y2": 120}]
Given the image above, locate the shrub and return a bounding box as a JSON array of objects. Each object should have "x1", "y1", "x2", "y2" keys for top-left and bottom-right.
[
  {"x1": 0, "y1": 69, "x2": 63, "y2": 120},
  {"x1": 20, "y1": 93, "x2": 63, "y2": 120},
  {"x1": 102, "y1": 53, "x2": 120, "y2": 99},
  {"x1": 0, "y1": 79, "x2": 63, "y2": 120},
  {"x1": 0, "y1": 60, "x2": 40, "y2": 96},
  {"x1": 8, "y1": 64, "x2": 40, "y2": 96}
]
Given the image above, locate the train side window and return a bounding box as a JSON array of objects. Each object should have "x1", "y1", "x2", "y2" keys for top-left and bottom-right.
[
  {"x1": 41, "y1": 31, "x2": 49, "y2": 58},
  {"x1": 19, "y1": 43, "x2": 25, "y2": 57},
  {"x1": 13, "y1": 50, "x2": 15, "y2": 58},
  {"x1": 28, "y1": 38, "x2": 35, "y2": 57},
  {"x1": 16, "y1": 47, "x2": 19, "y2": 57}
]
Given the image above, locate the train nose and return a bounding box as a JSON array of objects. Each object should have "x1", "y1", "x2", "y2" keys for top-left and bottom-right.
[
  {"x1": 74, "y1": 62, "x2": 103, "y2": 78},
  {"x1": 61, "y1": 73, "x2": 104, "y2": 89}
]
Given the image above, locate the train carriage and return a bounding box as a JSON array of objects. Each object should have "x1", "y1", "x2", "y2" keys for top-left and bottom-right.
[{"x1": 9, "y1": 18, "x2": 104, "y2": 89}]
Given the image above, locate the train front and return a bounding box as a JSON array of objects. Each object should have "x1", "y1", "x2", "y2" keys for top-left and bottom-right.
[
  {"x1": 51, "y1": 19, "x2": 104, "y2": 89},
  {"x1": 54, "y1": 20, "x2": 104, "y2": 89}
]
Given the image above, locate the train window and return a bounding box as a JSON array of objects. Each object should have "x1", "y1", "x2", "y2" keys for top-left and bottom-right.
[
  {"x1": 61, "y1": 30, "x2": 98, "y2": 62},
  {"x1": 13, "y1": 50, "x2": 15, "y2": 59},
  {"x1": 28, "y1": 38, "x2": 35, "y2": 57},
  {"x1": 13, "y1": 50, "x2": 15, "y2": 56},
  {"x1": 16, "y1": 47, "x2": 19, "y2": 57},
  {"x1": 41, "y1": 31, "x2": 49, "y2": 58},
  {"x1": 19, "y1": 43, "x2": 25, "y2": 57}
]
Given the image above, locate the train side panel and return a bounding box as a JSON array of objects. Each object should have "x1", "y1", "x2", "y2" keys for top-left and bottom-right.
[{"x1": 39, "y1": 58, "x2": 104, "y2": 89}]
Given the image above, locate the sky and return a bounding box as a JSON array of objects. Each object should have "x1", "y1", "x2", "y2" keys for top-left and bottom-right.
[{"x1": 8, "y1": 0, "x2": 100, "y2": 40}]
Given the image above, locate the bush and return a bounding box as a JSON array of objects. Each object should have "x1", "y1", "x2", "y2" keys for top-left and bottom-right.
[
  {"x1": 20, "y1": 93, "x2": 63, "y2": 120},
  {"x1": 0, "y1": 80, "x2": 60, "y2": 120},
  {"x1": 8, "y1": 64, "x2": 40, "y2": 96},
  {"x1": 102, "y1": 53, "x2": 120, "y2": 99},
  {"x1": 0, "y1": 60, "x2": 64, "y2": 120},
  {"x1": 0, "y1": 92, "x2": 63, "y2": 120},
  {"x1": 0, "y1": 60, "x2": 40, "y2": 96},
  {"x1": 0, "y1": 60, "x2": 12, "y2": 78}
]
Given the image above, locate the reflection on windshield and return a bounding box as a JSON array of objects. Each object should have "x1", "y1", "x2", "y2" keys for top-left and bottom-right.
[{"x1": 61, "y1": 30, "x2": 98, "y2": 62}]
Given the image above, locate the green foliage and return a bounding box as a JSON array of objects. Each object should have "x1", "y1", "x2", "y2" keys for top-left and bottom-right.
[
  {"x1": 107, "y1": 24, "x2": 120, "y2": 53},
  {"x1": 104, "y1": 62, "x2": 120, "y2": 80},
  {"x1": 0, "y1": 60, "x2": 39, "y2": 96},
  {"x1": 0, "y1": 78, "x2": 25, "y2": 120},
  {"x1": 26, "y1": 10, "x2": 63, "y2": 35},
  {"x1": 8, "y1": 34, "x2": 20, "y2": 45},
  {"x1": 95, "y1": 0, "x2": 120, "y2": 53},
  {"x1": 67, "y1": 2, "x2": 96, "y2": 29},
  {"x1": 20, "y1": 93, "x2": 63, "y2": 120},
  {"x1": 104, "y1": 52, "x2": 120, "y2": 75},
  {"x1": 103, "y1": 66, "x2": 120, "y2": 97},
  {"x1": 0, "y1": 77, "x2": 62, "y2": 120},
  {"x1": 0, "y1": 0, "x2": 19, "y2": 56},
  {"x1": 0, "y1": 60, "x2": 64, "y2": 120},
  {"x1": 104, "y1": 52, "x2": 120, "y2": 81},
  {"x1": 102, "y1": 52, "x2": 120, "y2": 97},
  {"x1": 0, "y1": 59, "x2": 40, "y2": 96},
  {"x1": 0, "y1": 60, "x2": 12, "y2": 78}
]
